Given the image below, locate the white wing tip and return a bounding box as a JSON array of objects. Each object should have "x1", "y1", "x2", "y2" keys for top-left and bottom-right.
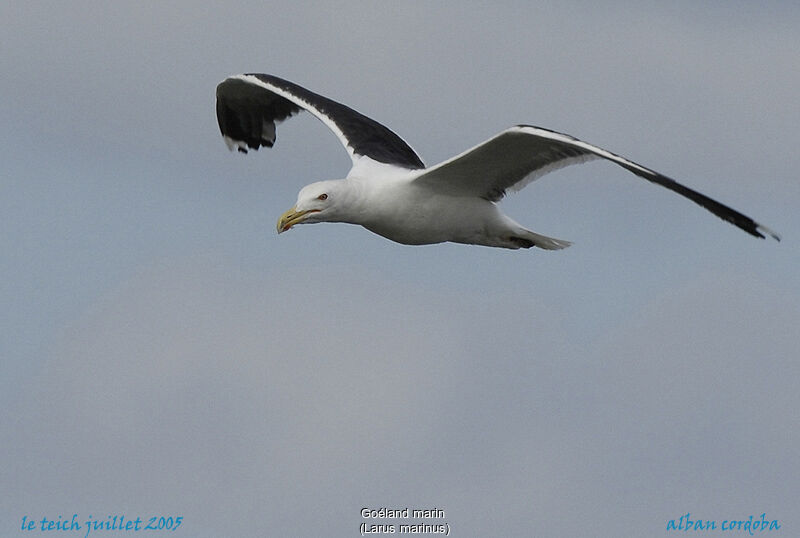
[
  {"x1": 223, "y1": 135, "x2": 249, "y2": 153},
  {"x1": 757, "y1": 223, "x2": 781, "y2": 242}
]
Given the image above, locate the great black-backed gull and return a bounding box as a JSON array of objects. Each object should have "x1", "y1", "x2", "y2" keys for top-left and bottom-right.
[{"x1": 216, "y1": 74, "x2": 779, "y2": 250}]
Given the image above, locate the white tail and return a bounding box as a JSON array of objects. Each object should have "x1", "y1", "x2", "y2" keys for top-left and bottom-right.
[{"x1": 511, "y1": 230, "x2": 572, "y2": 250}]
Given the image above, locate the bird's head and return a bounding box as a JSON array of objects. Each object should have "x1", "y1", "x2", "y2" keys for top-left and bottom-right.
[{"x1": 277, "y1": 180, "x2": 348, "y2": 233}]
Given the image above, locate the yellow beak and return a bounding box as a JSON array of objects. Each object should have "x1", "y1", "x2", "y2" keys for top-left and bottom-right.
[{"x1": 277, "y1": 206, "x2": 319, "y2": 233}]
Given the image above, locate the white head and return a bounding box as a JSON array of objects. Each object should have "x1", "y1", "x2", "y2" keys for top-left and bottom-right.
[{"x1": 276, "y1": 179, "x2": 353, "y2": 233}]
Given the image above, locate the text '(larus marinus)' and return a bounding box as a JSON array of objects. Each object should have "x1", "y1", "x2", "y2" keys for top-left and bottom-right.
[{"x1": 216, "y1": 74, "x2": 779, "y2": 250}]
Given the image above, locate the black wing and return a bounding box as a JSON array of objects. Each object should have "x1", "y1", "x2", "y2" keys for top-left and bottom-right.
[{"x1": 216, "y1": 74, "x2": 424, "y2": 170}]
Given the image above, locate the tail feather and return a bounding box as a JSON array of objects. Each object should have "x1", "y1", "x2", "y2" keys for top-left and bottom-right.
[{"x1": 511, "y1": 230, "x2": 572, "y2": 250}]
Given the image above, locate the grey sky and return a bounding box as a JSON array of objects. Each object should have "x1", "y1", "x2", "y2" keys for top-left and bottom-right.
[{"x1": 2, "y1": 2, "x2": 799, "y2": 536}]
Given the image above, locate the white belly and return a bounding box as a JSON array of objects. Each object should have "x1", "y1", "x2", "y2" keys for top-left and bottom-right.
[{"x1": 360, "y1": 191, "x2": 504, "y2": 246}]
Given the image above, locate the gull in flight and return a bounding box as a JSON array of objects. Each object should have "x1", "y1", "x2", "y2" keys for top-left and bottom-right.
[{"x1": 216, "y1": 74, "x2": 779, "y2": 250}]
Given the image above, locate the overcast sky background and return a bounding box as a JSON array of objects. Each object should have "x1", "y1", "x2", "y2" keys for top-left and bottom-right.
[{"x1": 2, "y1": 2, "x2": 799, "y2": 536}]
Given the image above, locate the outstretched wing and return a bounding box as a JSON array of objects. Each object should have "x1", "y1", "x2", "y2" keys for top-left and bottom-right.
[
  {"x1": 215, "y1": 74, "x2": 425, "y2": 171},
  {"x1": 413, "y1": 125, "x2": 780, "y2": 240}
]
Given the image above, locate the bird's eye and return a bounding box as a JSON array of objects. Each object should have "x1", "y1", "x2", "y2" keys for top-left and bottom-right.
[{"x1": 317, "y1": 193, "x2": 328, "y2": 200}]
